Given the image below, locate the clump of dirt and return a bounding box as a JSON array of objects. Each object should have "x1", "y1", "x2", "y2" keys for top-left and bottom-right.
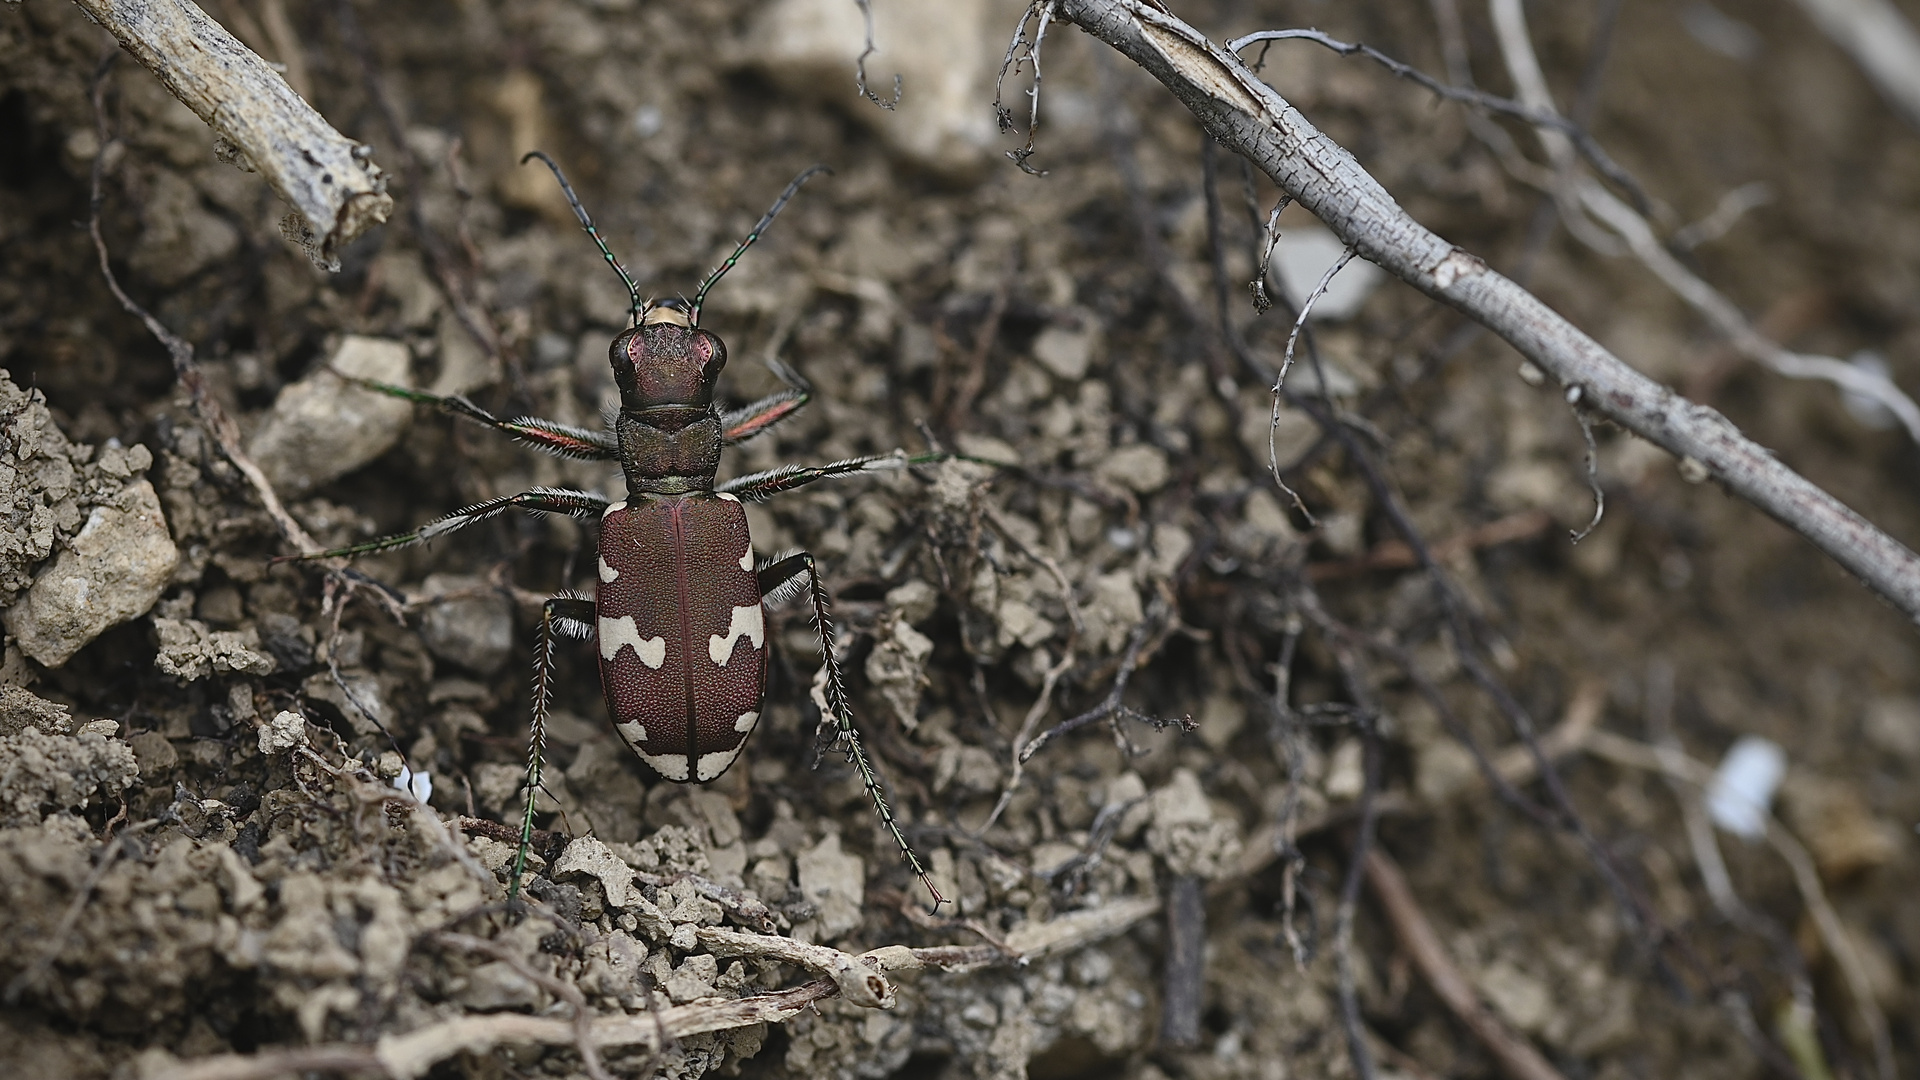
[{"x1": 1, "y1": 1, "x2": 1917, "y2": 1079}]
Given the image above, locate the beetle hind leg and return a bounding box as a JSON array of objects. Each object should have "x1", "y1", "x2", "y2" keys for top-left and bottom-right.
[
  {"x1": 510, "y1": 595, "x2": 596, "y2": 907},
  {"x1": 759, "y1": 552, "x2": 946, "y2": 910}
]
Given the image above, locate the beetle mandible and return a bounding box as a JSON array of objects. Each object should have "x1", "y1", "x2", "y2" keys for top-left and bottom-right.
[{"x1": 290, "y1": 153, "x2": 944, "y2": 907}]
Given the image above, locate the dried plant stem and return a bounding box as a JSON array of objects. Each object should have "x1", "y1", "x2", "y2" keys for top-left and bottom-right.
[
  {"x1": 74, "y1": 0, "x2": 390, "y2": 267},
  {"x1": 148, "y1": 899, "x2": 1163, "y2": 1080},
  {"x1": 1483, "y1": 0, "x2": 1920, "y2": 447},
  {"x1": 1365, "y1": 848, "x2": 1569, "y2": 1080},
  {"x1": 1788, "y1": 0, "x2": 1920, "y2": 131},
  {"x1": 1051, "y1": 0, "x2": 1920, "y2": 622}
]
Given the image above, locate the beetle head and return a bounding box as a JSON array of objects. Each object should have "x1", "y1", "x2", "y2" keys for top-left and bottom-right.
[{"x1": 609, "y1": 302, "x2": 727, "y2": 409}]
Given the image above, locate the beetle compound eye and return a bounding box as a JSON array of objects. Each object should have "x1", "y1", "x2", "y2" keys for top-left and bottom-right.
[
  {"x1": 693, "y1": 330, "x2": 727, "y2": 374},
  {"x1": 608, "y1": 334, "x2": 642, "y2": 395}
]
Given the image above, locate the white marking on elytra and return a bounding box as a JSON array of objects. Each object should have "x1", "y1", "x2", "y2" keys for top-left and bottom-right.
[
  {"x1": 615, "y1": 720, "x2": 648, "y2": 745},
  {"x1": 696, "y1": 747, "x2": 744, "y2": 782},
  {"x1": 734, "y1": 710, "x2": 760, "y2": 734},
  {"x1": 599, "y1": 556, "x2": 619, "y2": 582},
  {"x1": 600, "y1": 615, "x2": 666, "y2": 668},
  {"x1": 716, "y1": 492, "x2": 741, "y2": 503},
  {"x1": 708, "y1": 604, "x2": 765, "y2": 667},
  {"x1": 738, "y1": 545, "x2": 754, "y2": 572},
  {"x1": 603, "y1": 500, "x2": 628, "y2": 518},
  {"x1": 640, "y1": 751, "x2": 690, "y2": 781}
]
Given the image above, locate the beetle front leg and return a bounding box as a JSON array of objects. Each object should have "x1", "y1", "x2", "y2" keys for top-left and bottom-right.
[
  {"x1": 333, "y1": 373, "x2": 620, "y2": 461},
  {"x1": 510, "y1": 594, "x2": 596, "y2": 906},
  {"x1": 721, "y1": 362, "x2": 811, "y2": 444},
  {"x1": 758, "y1": 552, "x2": 945, "y2": 910}
]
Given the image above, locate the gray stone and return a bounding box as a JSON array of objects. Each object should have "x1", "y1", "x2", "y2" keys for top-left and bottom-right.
[
  {"x1": 745, "y1": 0, "x2": 1016, "y2": 175},
  {"x1": 257, "y1": 709, "x2": 309, "y2": 755},
  {"x1": 417, "y1": 575, "x2": 514, "y2": 673},
  {"x1": 247, "y1": 336, "x2": 413, "y2": 495},
  {"x1": 0, "y1": 685, "x2": 72, "y2": 737},
  {"x1": 152, "y1": 617, "x2": 276, "y2": 681},
  {"x1": 3, "y1": 480, "x2": 178, "y2": 667},
  {"x1": 455, "y1": 960, "x2": 542, "y2": 1012},
  {"x1": 792, "y1": 832, "x2": 864, "y2": 943},
  {"x1": 0, "y1": 726, "x2": 139, "y2": 827}
]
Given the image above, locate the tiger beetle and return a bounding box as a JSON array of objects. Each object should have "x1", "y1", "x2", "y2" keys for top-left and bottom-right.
[{"x1": 288, "y1": 152, "x2": 946, "y2": 908}]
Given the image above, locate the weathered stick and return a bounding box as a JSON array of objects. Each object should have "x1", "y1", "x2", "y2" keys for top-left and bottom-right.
[
  {"x1": 1365, "y1": 848, "x2": 1568, "y2": 1080},
  {"x1": 73, "y1": 0, "x2": 392, "y2": 268},
  {"x1": 1049, "y1": 0, "x2": 1920, "y2": 623}
]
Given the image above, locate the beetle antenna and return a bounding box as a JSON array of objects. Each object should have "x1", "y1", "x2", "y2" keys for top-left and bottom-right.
[
  {"x1": 522, "y1": 151, "x2": 644, "y2": 325},
  {"x1": 690, "y1": 164, "x2": 831, "y2": 326}
]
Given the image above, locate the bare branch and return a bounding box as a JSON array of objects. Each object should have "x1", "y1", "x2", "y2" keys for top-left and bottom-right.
[
  {"x1": 1365, "y1": 849, "x2": 1570, "y2": 1080},
  {"x1": 1048, "y1": 0, "x2": 1920, "y2": 623},
  {"x1": 1788, "y1": 0, "x2": 1920, "y2": 131},
  {"x1": 74, "y1": 0, "x2": 392, "y2": 268}
]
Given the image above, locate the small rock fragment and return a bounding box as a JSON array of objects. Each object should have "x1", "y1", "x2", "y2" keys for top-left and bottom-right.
[
  {"x1": 0, "y1": 726, "x2": 139, "y2": 826},
  {"x1": 866, "y1": 612, "x2": 934, "y2": 731},
  {"x1": 1267, "y1": 225, "x2": 1386, "y2": 321},
  {"x1": 1781, "y1": 774, "x2": 1904, "y2": 880},
  {"x1": 793, "y1": 832, "x2": 865, "y2": 943},
  {"x1": 0, "y1": 685, "x2": 72, "y2": 737},
  {"x1": 745, "y1": 0, "x2": 1006, "y2": 175},
  {"x1": 302, "y1": 670, "x2": 389, "y2": 736},
  {"x1": 1323, "y1": 738, "x2": 1364, "y2": 801},
  {"x1": 1079, "y1": 572, "x2": 1144, "y2": 655},
  {"x1": 553, "y1": 836, "x2": 640, "y2": 909},
  {"x1": 457, "y1": 961, "x2": 542, "y2": 1012},
  {"x1": 1031, "y1": 322, "x2": 1099, "y2": 381},
  {"x1": 416, "y1": 575, "x2": 514, "y2": 673},
  {"x1": 664, "y1": 952, "x2": 719, "y2": 1004},
  {"x1": 1095, "y1": 443, "x2": 1171, "y2": 495},
  {"x1": 2, "y1": 479, "x2": 179, "y2": 667},
  {"x1": 1863, "y1": 696, "x2": 1920, "y2": 760},
  {"x1": 152, "y1": 617, "x2": 276, "y2": 681},
  {"x1": 1146, "y1": 769, "x2": 1242, "y2": 880},
  {"x1": 246, "y1": 336, "x2": 413, "y2": 495},
  {"x1": 127, "y1": 730, "x2": 178, "y2": 775},
  {"x1": 258, "y1": 709, "x2": 309, "y2": 755},
  {"x1": 1477, "y1": 959, "x2": 1553, "y2": 1034},
  {"x1": 885, "y1": 579, "x2": 938, "y2": 625},
  {"x1": 1705, "y1": 736, "x2": 1786, "y2": 840}
]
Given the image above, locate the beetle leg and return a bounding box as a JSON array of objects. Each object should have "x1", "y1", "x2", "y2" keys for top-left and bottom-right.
[
  {"x1": 721, "y1": 358, "x2": 813, "y2": 443},
  {"x1": 718, "y1": 451, "x2": 952, "y2": 501},
  {"x1": 759, "y1": 551, "x2": 946, "y2": 910},
  {"x1": 332, "y1": 373, "x2": 620, "y2": 460},
  {"x1": 721, "y1": 387, "x2": 810, "y2": 444},
  {"x1": 510, "y1": 595, "x2": 596, "y2": 906},
  {"x1": 274, "y1": 488, "x2": 610, "y2": 563}
]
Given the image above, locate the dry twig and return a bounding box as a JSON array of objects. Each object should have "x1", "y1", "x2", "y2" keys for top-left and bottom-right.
[
  {"x1": 74, "y1": 0, "x2": 391, "y2": 268},
  {"x1": 1044, "y1": 0, "x2": 1920, "y2": 622},
  {"x1": 147, "y1": 898, "x2": 1163, "y2": 1080},
  {"x1": 1788, "y1": 0, "x2": 1920, "y2": 131},
  {"x1": 1364, "y1": 848, "x2": 1569, "y2": 1080},
  {"x1": 1481, "y1": 0, "x2": 1920, "y2": 448}
]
